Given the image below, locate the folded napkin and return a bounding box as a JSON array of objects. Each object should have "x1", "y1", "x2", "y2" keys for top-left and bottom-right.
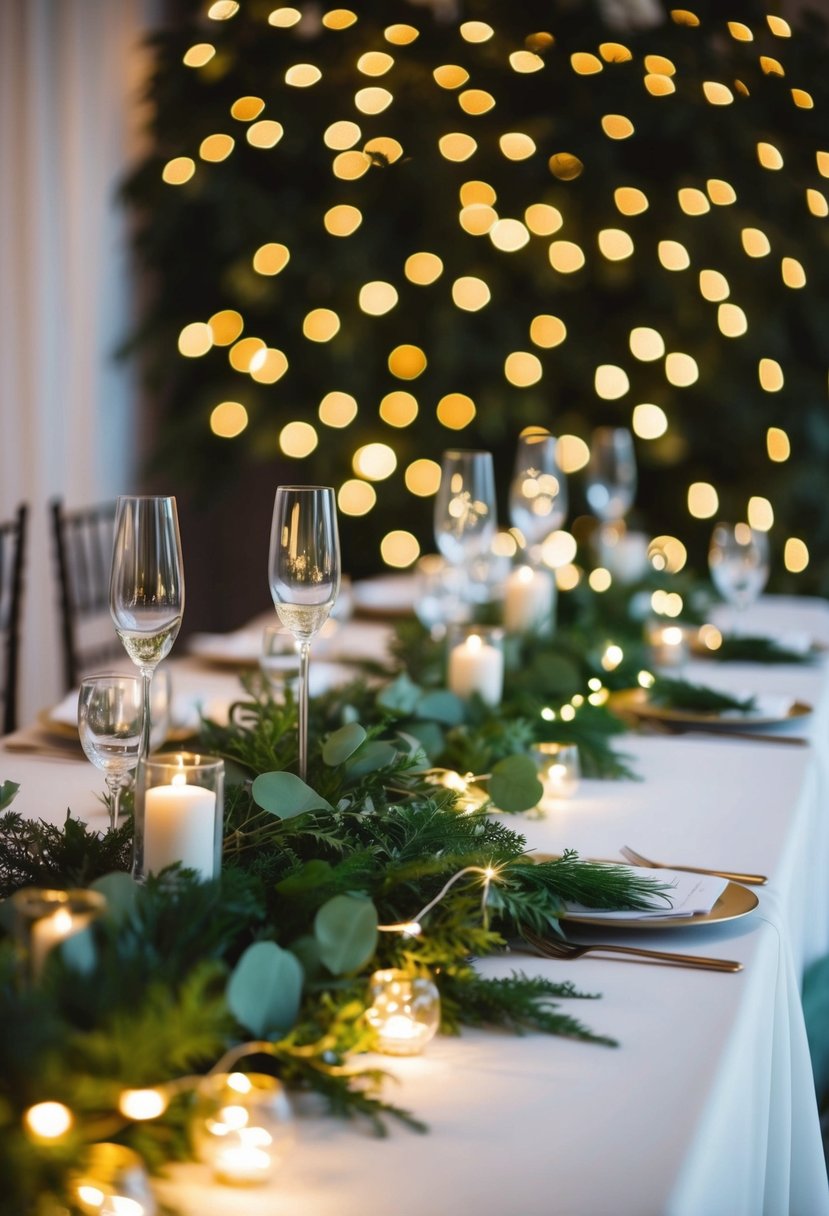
[
  {"x1": 564, "y1": 867, "x2": 728, "y2": 920},
  {"x1": 188, "y1": 619, "x2": 393, "y2": 666}
]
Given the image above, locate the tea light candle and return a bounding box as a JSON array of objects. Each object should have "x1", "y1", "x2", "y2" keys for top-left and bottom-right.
[
  {"x1": 448, "y1": 632, "x2": 504, "y2": 706},
  {"x1": 213, "y1": 1141, "x2": 273, "y2": 1186},
  {"x1": 144, "y1": 773, "x2": 216, "y2": 879},
  {"x1": 191, "y1": 1071, "x2": 294, "y2": 1187},
  {"x1": 366, "y1": 969, "x2": 441, "y2": 1057},
  {"x1": 30, "y1": 908, "x2": 78, "y2": 978},
  {"x1": 503, "y1": 565, "x2": 555, "y2": 634},
  {"x1": 647, "y1": 622, "x2": 690, "y2": 669},
  {"x1": 533, "y1": 743, "x2": 581, "y2": 801},
  {"x1": 12, "y1": 888, "x2": 106, "y2": 983}
]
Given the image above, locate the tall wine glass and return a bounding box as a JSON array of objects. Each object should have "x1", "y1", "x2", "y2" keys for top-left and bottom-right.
[
  {"x1": 78, "y1": 674, "x2": 143, "y2": 830},
  {"x1": 585, "y1": 427, "x2": 637, "y2": 523},
  {"x1": 109, "y1": 496, "x2": 184, "y2": 761},
  {"x1": 434, "y1": 450, "x2": 497, "y2": 602},
  {"x1": 509, "y1": 429, "x2": 568, "y2": 558},
  {"x1": 708, "y1": 522, "x2": 770, "y2": 633},
  {"x1": 269, "y1": 486, "x2": 340, "y2": 781}
]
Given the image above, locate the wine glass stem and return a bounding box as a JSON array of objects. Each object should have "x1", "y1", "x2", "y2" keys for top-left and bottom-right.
[
  {"x1": 140, "y1": 667, "x2": 154, "y2": 760},
  {"x1": 297, "y1": 641, "x2": 311, "y2": 781},
  {"x1": 105, "y1": 777, "x2": 123, "y2": 833}
]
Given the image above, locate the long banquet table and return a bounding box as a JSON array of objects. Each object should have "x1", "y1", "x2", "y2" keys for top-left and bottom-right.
[{"x1": 3, "y1": 595, "x2": 829, "y2": 1215}]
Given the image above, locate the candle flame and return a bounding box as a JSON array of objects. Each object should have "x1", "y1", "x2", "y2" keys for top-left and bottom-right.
[
  {"x1": 172, "y1": 772, "x2": 187, "y2": 787},
  {"x1": 466, "y1": 633, "x2": 482, "y2": 652}
]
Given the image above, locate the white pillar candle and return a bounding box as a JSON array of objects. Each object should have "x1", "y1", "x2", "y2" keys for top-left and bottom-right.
[
  {"x1": 503, "y1": 565, "x2": 555, "y2": 634},
  {"x1": 447, "y1": 633, "x2": 504, "y2": 706},
  {"x1": 143, "y1": 774, "x2": 217, "y2": 879},
  {"x1": 647, "y1": 623, "x2": 690, "y2": 669}
]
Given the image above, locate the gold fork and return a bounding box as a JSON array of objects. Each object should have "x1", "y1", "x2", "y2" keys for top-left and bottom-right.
[
  {"x1": 620, "y1": 845, "x2": 767, "y2": 887},
  {"x1": 523, "y1": 930, "x2": 742, "y2": 972}
]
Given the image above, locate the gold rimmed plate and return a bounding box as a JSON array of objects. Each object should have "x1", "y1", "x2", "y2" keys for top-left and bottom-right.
[
  {"x1": 611, "y1": 687, "x2": 812, "y2": 731},
  {"x1": 561, "y1": 880, "x2": 759, "y2": 930}
]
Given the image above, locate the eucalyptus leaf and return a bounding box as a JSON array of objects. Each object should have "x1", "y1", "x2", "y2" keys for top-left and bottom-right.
[
  {"x1": 91, "y1": 872, "x2": 139, "y2": 926},
  {"x1": 376, "y1": 673, "x2": 422, "y2": 715},
  {"x1": 415, "y1": 689, "x2": 467, "y2": 727},
  {"x1": 345, "y1": 740, "x2": 398, "y2": 780},
  {"x1": 401, "y1": 720, "x2": 445, "y2": 762},
  {"x1": 322, "y1": 722, "x2": 367, "y2": 766},
  {"x1": 276, "y1": 859, "x2": 334, "y2": 896},
  {"x1": 227, "y1": 940, "x2": 303, "y2": 1036},
  {"x1": 252, "y1": 771, "x2": 333, "y2": 818},
  {"x1": 488, "y1": 755, "x2": 544, "y2": 813},
  {"x1": 0, "y1": 780, "x2": 19, "y2": 811},
  {"x1": 314, "y1": 894, "x2": 378, "y2": 975},
  {"x1": 290, "y1": 934, "x2": 324, "y2": 982}
]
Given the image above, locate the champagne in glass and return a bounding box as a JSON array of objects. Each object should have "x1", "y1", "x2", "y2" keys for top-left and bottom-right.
[
  {"x1": 78, "y1": 674, "x2": 143, "y2": 831},
  {"x1": 109, "y1": 496, "x2": 184, "y2": 760},
  {"x1": 508, "y1": 428, "x2": 568, "y2": 557},
  {"x1": 268, "y1": 486, "x2": 340, "y2": 781},
  {"x1": 708, "y1": 522, "x2": 770, "y2": 633},
  {"x1": 585, "y1": 427, "x2": 637, "y2": 523},
  {"x1": 434, "y1": 450, "x2": 497, "y2": 603}
]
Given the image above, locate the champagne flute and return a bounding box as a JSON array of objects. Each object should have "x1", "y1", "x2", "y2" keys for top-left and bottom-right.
[
  {"x1": 508, "y1": 429, "x2": 568, "y2": 558},
  {"x1": 109, "y1": 496, "x2": 184, "y2": 761},
  {"x1": 434, "y1": 450, "x2": 497, "y2": 603},
  {"x1": 585, "y1": 427, "x2": 637, "y2": 523},
  {"x1": 708, "y1": 522, "x2": 770, "y2": 633},
  {"x1": 78, "y1": 674, "x2": 143, "y2": 830},
  {"x1": 268, "y1": 486, "x2": 340, "y2": 781}
]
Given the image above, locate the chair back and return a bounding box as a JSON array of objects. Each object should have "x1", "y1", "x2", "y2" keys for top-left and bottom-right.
[
  {"x1": 50, "y1": 498, "x2": 122, "y2": 690},
  {"x1": 0, "y1": 505, "x2": 27, "y2": 734}
]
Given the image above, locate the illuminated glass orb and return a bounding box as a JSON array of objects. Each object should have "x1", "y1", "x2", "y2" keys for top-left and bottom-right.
[
  {"x1": 614, "y1": 187, "x2": 648, "y2": 215},
  {"x1": 699, "y1": 269, "x2": 729, "y2": 301},
  {"x1": 380, "y1": 391, "x2": 418, "y2": 427},
  {"x1": 230, "y1": 96, "x2": 265, "y2": 121},
  {"x1": 358, "y1": 51, "x2": 394, "y2": 76},
  {"x1": 324, "y1": 205, "x2": 362, "y2": 237},
  {"x1": 541, "y1": 530, "x2": 578, "y2": 568},
  {"x1": 280, "y1": 421, "x2": 318, "y2": 458},
  {"x1": 687, "y1": 481, "x2": 719, "y2": 518},
  {"x1": 433, "y1": 65, "x2": 469, "y2": 89},
  {"x1": 324, "y1": 121, "x2": 361, "y2": 150},
  {"x1": 439, "y1": 133, "x2": 477, "y2": 161},
  {"x1": 648, "y1": 535, "x2": 687, "y2": 573},
  {"x1": 499, "y1": 133, "x2": 536, "y2": 161},
  {"x1": 600, "y1": 42, "x2": 633, "y2": 63},
  {"x1": 510, "y1": 51, "x2": 544, "y2": 73},
  {"x1": 665, "y1": 352, "x2": 699, "y2": 386},
  {"x1": 460, "y1": 21, "x2": 494, "y2": 42},
  {"x1": 323, "y1": 9, "x2": 358, "y2": 29},
  {"x1": 597, "y1": 228, "x2": 634, "y2": 260},
  {"x1": 784, "y1": 538, "x2": 809, "y2": 573},
  {"x1": 452, "y1": 277, "x2": 490, "y2": 311},
  {"x1": 767, "y1": 427, "x2": 791, "y2": 461},
  {"x1": 595, "y1": 364, "x2": 630, "y2": 399},
  {"x1": 339, "y1": 479, "x2": 376, "y2": 515},
  {"x1": 285, "y1": 64, "x2": 322, "y2": 88},
  {"x1": 24, "y1": 1103, "x2": 73, "y2": 1140},
  {"x1": 162, "y1": 157, "x2": 195, "y2": 185},
  {"x1": 252, "y1": 243, "x2": 290, "y2": 275},
  {"x1": 184, "y1": 44, "x2": 216, "y2": 68},
  {"x1": 757, "y1": 141, "x2": 784, "y2": 170},
  {"x1": 303, "y1": 309, "x2": 340, "y2": 342},
  {"x1": 548, "y1": 153, "x2": 583, "y2": 180},
  {"x1": 459, "y1": 204, "x2": 498, "y2": 235},
  {"x1": 405, "y1": 252, "x2": 443, "y2": 285},
  {"x1": 355, "y1": 87, "x2": 393, "y2": 114},
  {"x1": 250, "y1": 348, "x2": 288, "y2": 383},
  {"x1": 353, "y1": 443, "x2": 397, "y2": 480},
  {"x1": 247, "y1": 121, "x2": 283, "y2": 148},
  {"x1": 602, "y1": 114, "x2": 635, "y2": 139},
  {"x1": 781, "y1": 258, "x2": 806, "y2": 288},
  {"x1": 504, "y1": 352, "x2": 542, "y2": 387},
  {"x1": 629, "y1": 327, "x2": 665, "y2": 361},
  {"x1": 359, "y1": 281, "x2": 399, "y2": 315},
  {"x1": 178, "y1": 322, "x2": 213, "y2": 358},
  {"x1": 209, "y1": 310, "x2": 243, "y2": 346},
  {"x1": 658, "y1": 240, "x2": 690, "y2": 270},
  {"x1": 703, "y1": 82, "x2": 734, "y2": 105},
  {"x1": 707, "y1": 179, "x2": 737, "y2": 205},
  {"x1": 364, "y1": 137, "x2": 404, "y2": 164},
  {"x1": 644, "y1": 74, "x2": 675, "y2": 96},
  {"x1": 571, "y1": 52, "x2": 602, "y2": 74},
  {"x1": 229, "y1": 336, "x2": 265, "y2": 372},
  {"x1": 557, "y1": 435, "x2": 590, "y2": 473},
  {"x1": 268, "y1": 7, "x2": 301, "y2": 27},
  {"x1": 718, "y1": 303, "x2": 748, "y2": 337},
  {"x1": 388, "y1": 344, "x2": 427, "y2": 379},
  {"x1": 381, "y1": 530, "x2": 420, "y2": 567},
  {"x1": 490, "y1": 219, "x2": 530, "y2": 252},
  {"x1": 210, "y1": 401, "x2": 248, "y2": 438},
  {"x1": 549, "y1": 241, "x2": 585, "y2": 273},
  {"x1": 741, "y1": 228, "x2": 771, "y2": 257},
  {"x1": 437, "y1": 392, "x2": 476, "y2": 429},
  {"x1": 385, "y1": 24, "x2": 419, "y2": 45},
  {"x1": 525, "y1": 203, "x2": 562, "y2": 235},
  {"x1": 460, "y1": 89, "x2": 496, "y2": 115},
  {"x1": 530, "y1": 315, "x2": 566, "y2": 348},
  {"x1": 405, "y1": 458, "x2": 441, "y2": 496},
  {"x1": 759, "y1": 360, "x2": 784, "y2": 392},
  {"x1": 678, "y1": 188, "x2": 710, "y2": 216},
  {"x1": 460, "y1": 181, "x2": 496, "y2": 206},
  {"x1": 748, "y1": 496, "x2": 774, "y2": 531},
  {"x1": 208, "y1": 0, "x2": 239, "y2": 18},
  {"x1": 333, "y1": 151, "x2": 371, "y2": 179},
  {"x1": 319, "y1": 391, "x2": 358, "y2": 428},
  {"x1": 632, "y1": 403, "x2": 668, "y2": 439}
]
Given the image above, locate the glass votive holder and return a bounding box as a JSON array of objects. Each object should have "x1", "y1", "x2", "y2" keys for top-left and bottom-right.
[
  {"x1": 645, "y1": 620, "x2": 691, "y2": 670},
  {"x1": 366, "y1": 968, "x2": 441, "y2": 1056},
  {"x1": 133, "y1": 753, "x2": 224, "y2": 882},
  {"x1": 532, "y1": 743, "x2": 581, "y2": 801},
  {"x1": 12, "y1": 887, "x2": 106, "y2": 983},
  {"x1": 191, "y1": 1072, "x2": 294, "y2": 1187},
  {"x1": 503, "y1": 564, "x2": 556, "y2": 636},
  {"x1": 446, "y1": 624, "x2": 505, "y2": 707},
  {"x1": 72, "y1": 1143, "x2": 157, "y2": 1216}
]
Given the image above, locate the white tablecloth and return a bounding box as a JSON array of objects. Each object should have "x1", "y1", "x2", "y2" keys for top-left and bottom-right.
[{"x1": 3, "y1": 597, "x2": 829, "y2": 1215}]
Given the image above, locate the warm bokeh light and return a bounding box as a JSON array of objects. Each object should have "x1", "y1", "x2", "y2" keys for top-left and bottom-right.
[
  {"x1": 598, "y1": 228, "x2": 634, "y2": 260},
  {"x1": 437, "y1": 392, "x2": 476, "y2": 429},
  {"x1": 338, "y1": 479, "x2": 377, "y2": 515},
  {"x1": 381, "y1": 530, "x2": 421, "y2": 567},
  {"x1": 460, "y1": 21, "x2": 494, "y2": 43},
  {"x1": 333, "y1": 150, "x2": 371, "y2": 180},
  {"x1": 595, "y1": 364, "x2": 630, "y2": 399},
  {"x1": 658, "y1": 240, "x2": 691, "y2": 271},
  {"x1": 162, "y1": 157, "x2": 195, "y2": 185},
  {"x1": 324, "y1": 120, "x2": 361, "y2": 149},
  {"x1": 758, "y1": 359, "x2": 784, "y2": 392},
  {"x1": 601, "y1": 114, "x2": 634, "y2": 139},
  {"x1": 706, "y1": 178, "x2": 737, "y2": 205},
  {"x1": 385, "y1": 24, "x2": 419, "y2": 46},
  {"x1": 687, "y1": 481, "x2": 719, "y2": 518},
  {"x1": 702, "y1": 81, "x2": 734, "y2": 105},
  {"x1": 452, "y1": 276, "x2": 491, "y2": 310},
  {"x1": 252, "y1": 243, "x2": 290, "y2": 275},
  {"x1": 118, "y1": 1089, "x2": 169, "y2": 1121},
  {"x1": 748, "y1": 496, "x2": 774, "y2": 531},
  {"x1": 319, "y1": 391, "x2": 358, "y2": 428},
  {"x1": 250, "y1": 348, "x2": 288, "y2": 383},
  {"x1": 525, "y1": 203, "x2": 563, "y2": 235},
  {"x1": 571, "y1": 52, "x2": 603, "y2": 75},
  {"x1": 781, "y1": 257, "x2": 806, "y2": 288},
  {"x1": 510, "y1": 50, "x2": 544, "y2": 73},
  {"x1": 460, "y1": 89, "x2": 496, "y2": 115},
  {"x1": 178, "y1": 322, "x2": 213, "y2": 358},
  {"x1": 644, "y1": 74, "x2": 675, "y2": 97},
  {"x1": 648, "y1": 535, "x2": 687, "y2": 573},
  {"x1": 433, "y1": 64, "x2": 469, "y2": 89},
  {"x1": 322, "y1": 9, "x2": 357, "y2": 30},
  {"x1": 359, "y1": 281, "x2": 399, "y2": 315},
  {"x1": 678, "y1": 188, "x2": 710, "y2": 216},
  {"x1": 614, "y1": 187, "x2": 649, "y2": 216},
  {"x1": 199, "y1": 134, "x2": 235, "y2": 162},
  {"x1": 405, "y1": 251, "x2": 443, "y2": 284},
  {"x1": 303, "y1": 309, "x2": 341, "y2": 342},
  {"x1": 380, "y1": 390, "x2": 418, "y2": 427},
  {"x1": 353, "y1": 442, "x2": 397, "y2": 480},
  {"x1": 784, "y1": 538, "x2": 809, "y2": 573},
  {"x1": 229, "y1": 336, "x2": 265, "y2": 372},
  {"x1": 557, "y1": 435, "x2": 590, "y2": 473},
  {"x1": 530, "y1": 315, "x2": 567, "y2": 349},
  {"x1": 589, "y1": 567, "x2": 612, "y2": 592},
  {"x1": 548, "y1": 241, "x2": 585, "y2": 273},
  {"x1": 741, "y1": 227, "x2": 771, "y2": 257},
  {"x1": 358, "y1": 51, "x2": 394, "y2": 76},
  {"x1": 489, "y1": 219, "x2": 530, "y2": 252},
  {"x1": 499, "y1": 133, "x2": 536, "y2": 161},
  {"x1": 459, "y1": 204, "x2": 498, "y2": 235},
  {"x1": 208, "y1": 309, "x2": 243, "y2": 346},
  {"x1": 504, "y1": 351, "x2": 543, "y2": 387},
  {"x1": 439, "y1": 133, "x2": 477, "y2": 161},
  {"x1": 548, "y1": 153, "x2": 584, "y2": 180},
  {"x1": 541, "y1": 530, "x2": 578, "y2": 568},
  {"x1": 280, "y1": 421, "x2": 318, "y2": 458},
  {"x1": 717, "y1": 302, "x2": 748, "y2": 338},
  {"x1": 208, "y1": 0, "x2": 239, "y2": 18},
  {"x1": 24, "y1": 1103, "x2": 73, "y2": 1140},
  {"x1": 665, "y1": 352, "x2": 699, "y2": 387},
  {"x1": 629, "y1": 327, "x2": 665, "y2": 361},
  {"x1": 757, "y1": 141, "x2": 784, "y2": 170},
  {"x1": 184, "y1": 44, "x2": 216, "y2": 68},
  {"x1": 632, "y1": 403, "x2": 668, "y2": 440},
  {"x1": 268, "y1": 7, "x2": 301, "y2": 27},
  {"x1": 767, "y1": 426, "x2": 791, "y2": 462},
  {"x1": 210, "y1": 401, "x2": 248, "y2": 438},
  {"x1": 405, "y1": 458, "x2": 441, "y2": 496},
  {"x1": 388, "y1": 344, "x2": 427, "y2": 379},
  {"x1": 286, "y1": 64, "x2": 322, "y2": 88},
  {"x1": 699, "y1": 269, "x2": 729, "y2": 301},
  {"x1": 324, "y1": 204, "x2": 362, "y2": 237},
  {"x1": 247, "y1": 120, "x2": 283, "y2": 148}
]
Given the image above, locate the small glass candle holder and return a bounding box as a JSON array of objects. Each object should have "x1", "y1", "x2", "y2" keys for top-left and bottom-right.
[
  {"x1": 72, "y1": 1143, "x2": 157, "y2": 1216},
  {"x1": 446, "y1": 624, "x2": 505, "y2": 707},
  {"x1": 503, "y1": 564, "x2": 556, "y2": 636},
  {"x1": 133, "y1": 752, "x2": 224, "y2": 882},
  {"x1": 366, "y1": 968, "x2": 441, "y2": 1056},
  {"x1": 191, "y1": 1072, "x2": 294, "y2": 1186},
  {"x1": 12, "y1": 887, "x2": 106, "y2": 983},
  {"x1": 532, "y1": 743, "x2": 581, "y2": 801},
  {"x1": 645, "y1": 620, "x2": 691, "y2": 670}
]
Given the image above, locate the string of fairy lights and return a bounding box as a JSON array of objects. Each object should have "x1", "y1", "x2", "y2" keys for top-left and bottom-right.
[{"x1": 152, "y1": 1, "x2": 824, "y2": 585}]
